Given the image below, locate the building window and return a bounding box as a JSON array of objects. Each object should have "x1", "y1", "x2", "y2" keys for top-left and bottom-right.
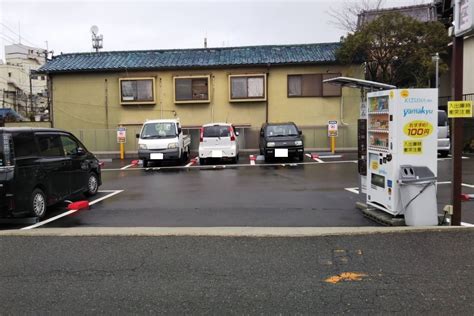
[
  {"x1": 174, "y1": 76, "x2": 210, "y2": 103},
  {"x1": 229, "y1": 74, "x2": 266, "y2": 102},
  {"x1": 288, "y1": 73, "x2": 342, "y2": 97},
  {"x1": 119, "y1": 78, "x2": 155, "y2": 104}
]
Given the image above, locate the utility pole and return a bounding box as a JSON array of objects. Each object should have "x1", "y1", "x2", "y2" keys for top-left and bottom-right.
[
  {"x1": 451, "y1": 36, "x2": 464, "y2": 226},
  {"x1": 29, "y1": 73, "x2": 33, "y2": 118},
  {"x1": 432, "y1": 52, "x2": 440, "y2": 89}
]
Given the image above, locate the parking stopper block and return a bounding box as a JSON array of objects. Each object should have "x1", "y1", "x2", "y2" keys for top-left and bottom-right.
[{"x1": 67, "y1": 200, "x2": 90, "y2": 211}]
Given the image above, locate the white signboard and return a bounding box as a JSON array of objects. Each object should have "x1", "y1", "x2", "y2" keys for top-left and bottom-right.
[
  {"x1": 328, "y1": 120, "x2": 338, "y2": 137},
  {"x1": 117, "y1": 127, "x2": 126, "y2": 144},
  {"x1": 455, "y1": 0, "x2": 474, "y2": 37}
]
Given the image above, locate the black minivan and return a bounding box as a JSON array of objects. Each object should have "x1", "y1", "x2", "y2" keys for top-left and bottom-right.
[
  {"x1": 0, "y1": 128, "x2": 101, "y2": 219},
  {"x1": 259, "y1": 122, "x2": 304, "y2": 162}
]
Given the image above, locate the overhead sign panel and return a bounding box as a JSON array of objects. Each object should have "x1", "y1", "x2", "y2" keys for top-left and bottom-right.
[{"x1": 455, "y1": 0, "x2": 474, "y2": 37}]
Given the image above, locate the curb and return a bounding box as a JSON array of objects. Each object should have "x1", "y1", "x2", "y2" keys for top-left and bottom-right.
[{"x1": 0, "y1": 226, "x2": 471, "y2": 237}]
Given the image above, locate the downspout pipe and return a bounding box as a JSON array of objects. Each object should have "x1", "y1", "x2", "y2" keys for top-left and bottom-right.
[
  {"x1": 266, "y1": 64, "x2": 270, "y2": 123},
  {"x1": 339, "y1": 94, "x2": 349, "y2": 126},
  {"x1": 48, "y1": 74, "x2": 54, "y2": 128}
]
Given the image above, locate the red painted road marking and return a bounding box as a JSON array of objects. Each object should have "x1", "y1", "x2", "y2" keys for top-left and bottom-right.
[
  {"x1": 186, "y1": 157, "x2": 198, "y2": 167},
  {"x1": 249, "y1": 155, "x2": 256, "y2": 165},
  {"x1": 311, "y1": 153, "x2": 324, "y2": 163}
]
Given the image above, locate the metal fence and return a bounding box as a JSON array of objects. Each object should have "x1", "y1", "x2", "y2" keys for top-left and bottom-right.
[{"x1": 69, "y1": 124, "x2": 359, "y2": 154}]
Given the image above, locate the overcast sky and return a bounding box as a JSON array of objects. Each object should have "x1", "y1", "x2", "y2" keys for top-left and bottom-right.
[{"x1": 0, "y1": 0, "x2": 428, "y2": 60}]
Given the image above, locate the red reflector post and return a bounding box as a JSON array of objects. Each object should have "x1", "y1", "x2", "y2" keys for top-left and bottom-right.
[{"x1": 67, "y1": 200, "x2": 90, "y2": 210}]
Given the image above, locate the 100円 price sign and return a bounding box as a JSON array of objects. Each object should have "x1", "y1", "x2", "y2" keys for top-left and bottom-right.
[{"x1": 448, "y1": 101, "x2": 473, "y2": 118}]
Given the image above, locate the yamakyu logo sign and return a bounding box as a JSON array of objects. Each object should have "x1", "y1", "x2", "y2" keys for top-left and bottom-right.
[{"x1": 400, "y1": 90, "x2": 434, "y2": 117}]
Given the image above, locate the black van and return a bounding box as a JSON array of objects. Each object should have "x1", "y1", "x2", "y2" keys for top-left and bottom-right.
[
  {"x1": 259, "y1": 122, "x2": 304, "y2": 162},
  {"x1": 0, "y1": 128, "x2": 101, "y2": 219}
]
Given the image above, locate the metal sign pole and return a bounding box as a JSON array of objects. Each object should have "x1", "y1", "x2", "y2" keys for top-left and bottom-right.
[{"x1": 451, "y1": 36, "x2": 464, "y2": 226}]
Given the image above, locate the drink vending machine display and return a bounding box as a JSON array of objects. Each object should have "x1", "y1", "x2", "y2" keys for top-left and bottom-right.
[{"x1": 366, "y1": 89, "x2": 438, "y2": 215}]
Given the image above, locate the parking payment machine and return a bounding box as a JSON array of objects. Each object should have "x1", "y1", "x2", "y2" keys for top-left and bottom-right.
[{"x1": 366, "y1": 89, "x2": 438, "y2": 220}]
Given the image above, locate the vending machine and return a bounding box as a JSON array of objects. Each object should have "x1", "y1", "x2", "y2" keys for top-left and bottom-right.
[{"x1": 366, "y1": 89, "x2": 438, "y2": 215}]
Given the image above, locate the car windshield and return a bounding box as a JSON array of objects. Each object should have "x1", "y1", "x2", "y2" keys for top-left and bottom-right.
[
  {"x1": 265, "y1": 124, "x2": 298, "y2": 137},
  {"x1": 0, "y1": 134, "x2": 3, "y2": 166},
  {"x1": 203, "y1": 125, "x2": 231, "y2": 138},
  {"x1": 0, "y1": 133, "x2": 14, "y2": 167},
  {"x1": 141, "y1": 123, "x2": 177, "y2": 138},
  {"x1": 438, "y1": 111, "x2": 447, "y2": 126}
]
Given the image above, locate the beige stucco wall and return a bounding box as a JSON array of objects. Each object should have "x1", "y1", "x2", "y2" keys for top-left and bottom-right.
[
  {"x1": 52, "y1": 64, "x2": 362, "y2": 128},
  {"x1": 50, "y1": 64, "x2": 363, "y2": 150}
]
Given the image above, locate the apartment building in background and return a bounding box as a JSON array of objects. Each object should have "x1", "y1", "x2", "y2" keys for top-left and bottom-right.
[{"x1": 0, "y1": 43, "x2": 49, "y2": 121}]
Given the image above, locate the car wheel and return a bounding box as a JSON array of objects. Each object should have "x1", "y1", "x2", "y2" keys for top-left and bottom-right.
[
  {"x1": 142, "y1": 159, "x2": 149, "y2": 168},
  {"x1": 264, "y1": 155, "x2": 272, "y2": 163},
  {"x1": 30, "y1": 188, "x2": 46, "y2": 218},
  {"x1": 84, "y1": 172, "x2": 99, "y2": 197},
  {"x1": 231, "y1": 155, "x2": 238, "y2": 164},
  {"x1": 298, "y1": 153, "x2": 304, "y2": 162},
  {"x1": 439, "y1": 151, "x2": 449, "y2": 158},
  {"x1": 200, "y1": 158, "x2": 207, "y2": 165}
]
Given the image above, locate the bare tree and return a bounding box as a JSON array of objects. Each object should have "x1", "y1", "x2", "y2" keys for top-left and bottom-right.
[
  {"x1": 328, "y1": 0, "x2": 432, "y2": 33},
  {"x1": 328, "y1": 0, "x2": 386, "y2": 33}
]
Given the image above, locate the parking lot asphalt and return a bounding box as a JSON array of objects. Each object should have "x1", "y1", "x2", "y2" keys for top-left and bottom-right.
[
  {"x1": 1, "y1": 152, "x2": 473, "y2": 230},
  {"x1": 1, "y1": 230, "x2": 473, "y2": 314}
]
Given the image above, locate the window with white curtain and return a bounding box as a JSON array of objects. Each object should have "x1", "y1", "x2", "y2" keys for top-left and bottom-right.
[{"x1": 229, "y1": 75, "x2": 266, "y2": 101}]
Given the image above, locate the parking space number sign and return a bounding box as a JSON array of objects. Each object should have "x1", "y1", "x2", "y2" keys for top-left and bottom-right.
[
  {"x1": 328, "y1": 120, "x2": 338, "y2": 137},
  {"x1": 117, "y1": 127, "x2": 127, "y2": 144}
]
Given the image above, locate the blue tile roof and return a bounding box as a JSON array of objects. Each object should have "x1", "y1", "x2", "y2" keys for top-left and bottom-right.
[{"x1": 39, "y1": 42, "x2": 341, "y2": 73}]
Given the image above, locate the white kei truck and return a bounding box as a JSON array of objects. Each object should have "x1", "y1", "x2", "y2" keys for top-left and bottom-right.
[{"x1": 136, "y1": 119, "x2": 191, "y2": 167}]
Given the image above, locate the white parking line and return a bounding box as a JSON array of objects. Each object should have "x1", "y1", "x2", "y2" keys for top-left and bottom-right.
[
  {"x1": 307, "y1": 153, "x2": 324, "y2": 163},
  {"x1": 437, "y1": 181, "x2": 474, "y2": 188},
  {"x1": 345, "y1": 187, "x2": 360, "y2": 194},
  {"x1": 20, "y1": 190, "x2": 124, "y2": 230},
  {"x1": 317, "y1": 155, "x2": 342, "y2": 159},
  {"x1": 120, "y1": 164, "x2": 134, "y2": 170},
  {"x1": 102, "y1": 159, "x2": 368, "y2": 171},
  {"x1": 345, "y1": 182, "x2": 474, "y2": 195}
]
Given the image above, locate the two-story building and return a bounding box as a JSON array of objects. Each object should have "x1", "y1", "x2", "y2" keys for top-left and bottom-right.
[{"x1": 38, "y1": 42, "x2": 363, "y2": 152}]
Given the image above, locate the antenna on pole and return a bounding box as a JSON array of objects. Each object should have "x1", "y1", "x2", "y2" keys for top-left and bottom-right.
[
  {"x1": 204, "y1": 37, "x2": 207, "y2": 48},
  {"x1": 90, "y1": 25, "x2": 103, "y2": 52}
]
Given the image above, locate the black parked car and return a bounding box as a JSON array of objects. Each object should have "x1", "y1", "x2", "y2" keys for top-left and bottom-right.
[
  {"x1": 0, "y1": 128, "x2": 101, "y2": 219},
  {"x1": 259, "y1": 122, "x2": 304, "y2": 162}
]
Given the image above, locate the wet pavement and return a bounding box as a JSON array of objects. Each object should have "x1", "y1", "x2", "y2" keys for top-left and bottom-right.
[
  {"x1": 1, "y1": 152, "x2": 474, "y2": 230},
  {"x1": 1, "y1": 230, "x2": 473, "y2": 314}
]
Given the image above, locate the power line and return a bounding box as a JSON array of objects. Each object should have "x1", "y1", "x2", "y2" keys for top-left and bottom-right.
[
  {"x1": 0, "y1": 22, "x2": 45, "y2": 49},
  {"x1": 0, "y1": 34, "x2": 46, "y2": 55}
]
